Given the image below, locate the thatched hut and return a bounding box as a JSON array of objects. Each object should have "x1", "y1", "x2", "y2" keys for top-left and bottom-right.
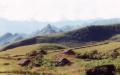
[
  {"x1": 56, "y1": 58, "x2": 71, "y2": 66},
  {"x1": 37, "y1": 50, "x2": 47, "y2": 55},
  {"x1": 63, "y1": 49, "x2": 75, "y2": 55},
  {"x1": 18, "y1": 59, "x2": 30, "y2": 66}
]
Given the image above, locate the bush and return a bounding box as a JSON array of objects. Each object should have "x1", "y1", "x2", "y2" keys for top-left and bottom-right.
[
  {"x1": 109, "y1": 50, "x2": 120, "y2": 59},
  {"x1": 76, "y1": 50, "x2": 103, "y2": 60},
  {"x1": 26, "y1": 50, "x2": 45, "y2": 68},
  {"x1": 30, "y1": 54, "x2": 44, "y2": 67},
  {"x1": 39, "y1": 44, "x2": 66, "y2": 50},
  {"x1": 76, "y1": 49, "x2": 120, "y2": 60},
  {"x1": 43, "y1": 59, "x2": 56, "y2": 70},
  {"x1": 3, "y1": 63, "x2": 10, "y2": 65}
]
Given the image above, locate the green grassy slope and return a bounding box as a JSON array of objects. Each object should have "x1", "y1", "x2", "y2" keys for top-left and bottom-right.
[{"x1": 0, "y1": 42, "x2": 120, "y2": 75}]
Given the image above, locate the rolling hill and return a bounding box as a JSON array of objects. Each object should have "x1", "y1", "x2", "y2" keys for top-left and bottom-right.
[
  {"x1": 1, "y1": 24, "x2": 120, "y2": 51},
  {"x1": 0, "y1": 41, "x2": 120, "y2": 75},
  {"x1": 1, "y1": 24, "x2": 120, "y2": 75}
]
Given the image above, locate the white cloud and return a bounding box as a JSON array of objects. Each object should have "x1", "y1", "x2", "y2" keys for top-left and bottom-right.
[
  {"x1": 97, "y1": 0, "x2": 120, "y2": 18},
  {"x1": 0, "y1": 0, "x2": 119, "y2": 22}
]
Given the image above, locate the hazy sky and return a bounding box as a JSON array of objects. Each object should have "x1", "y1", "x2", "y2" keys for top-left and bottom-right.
[
  {"x1": 0, "y1": 0, "x2": 120, "y2": 35},
  {"x1": 0, "y1": 0, "x2": 120, "y2": 22}
]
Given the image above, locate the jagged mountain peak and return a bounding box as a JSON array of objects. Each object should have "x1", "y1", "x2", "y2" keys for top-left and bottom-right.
[
  {"x1": 41, "y1": 24, "x2": 56, "y2": 32},
  {"x1": 33, "y1": 24, "x2": 62, "y2": 36}
]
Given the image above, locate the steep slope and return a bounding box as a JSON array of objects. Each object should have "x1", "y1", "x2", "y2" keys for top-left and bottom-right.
[{"x1": 2, "y1": 24, "x2": 120, "y2": 51}]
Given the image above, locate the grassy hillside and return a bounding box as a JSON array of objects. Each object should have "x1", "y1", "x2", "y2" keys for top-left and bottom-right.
[
  {"x1": 2, "y1": 24, "x2": 120, "y2": 51},
  {"x1": 0, "y1": 42, "x2": 120, "y2": 75},
  {"x1": 0, "y1": 43, "x2": 66, "y2": 57}
]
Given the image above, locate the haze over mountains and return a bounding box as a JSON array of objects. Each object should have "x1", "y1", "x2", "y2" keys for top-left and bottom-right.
[
  {"x1": 32, "y1": 24, "x2": 63, "y2": 36},
  {"x1": 1, "y1": 18, "x2": 120, "y2": 35},
  {"x1": 2, "y1": 23, "x2": 120, "y2": 51},
  {"x1": 0, "y1": 24, "x2": 79, "y2": 45},
  {"x1": 0, "y1": 33, "x2": 26, "y2": 45},
  {"x1": 1, "y1": 18, "x2": 120, "y2": 46}
]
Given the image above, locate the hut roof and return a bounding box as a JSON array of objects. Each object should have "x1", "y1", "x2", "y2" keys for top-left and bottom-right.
[
  {"x1": 64, "y1": 49, "x2": 75, "y2": 55},
  {"x1": 18, "y1": 59, "x2": 30, "y2": 66},
  {"x1": 56, "y1": 58, "x2": 71, "y2": 66}
]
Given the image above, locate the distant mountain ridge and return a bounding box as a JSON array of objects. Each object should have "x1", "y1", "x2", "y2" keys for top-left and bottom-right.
[
  {"x1": 2, "y1": 18, "x2": 120, "y2": 47},
  {"x1": 0, "y1": 24, "x2": 79, "y2": 45},
  {"x1": 1, "y1": 18, "x2": 120, "y2": 35},
  {"x1": 0, "y1": 33, "x2": 26, "y2": 45},
  {"x1": 2, "y1": 24, "x2": 120, "y2": 51},
  {"x1": 89, "y1": 18, "x2": 120, "y2": 25}
]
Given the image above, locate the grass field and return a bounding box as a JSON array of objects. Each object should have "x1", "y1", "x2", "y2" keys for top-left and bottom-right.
[{"x1": 0, "y1": 42, "x2": 120, "y2": 75}]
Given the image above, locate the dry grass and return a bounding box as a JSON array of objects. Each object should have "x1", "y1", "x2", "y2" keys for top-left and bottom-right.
[{"x1": 0, "y1": 42, "x2": 119, "y2": 75}]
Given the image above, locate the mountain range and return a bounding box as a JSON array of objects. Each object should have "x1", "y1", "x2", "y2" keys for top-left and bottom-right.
[
  {"x1": 32, "y1": 24, "x2": 63, "y2": 36},
  {"x1": 1, "y1": 18, "x2": 120, "y2": 47},
  {"x1": 0, "y1": 24, "x2": 79, "y2": 45},
  {"x1": 0, "y1": 33, "x2": 26, "y2": 45},
  {"x1": 1, "y1": 23, "x2": 120, "y2": 51},
  {"x1": 1, "y1": 18, "x2": 120, "y2": 35}
]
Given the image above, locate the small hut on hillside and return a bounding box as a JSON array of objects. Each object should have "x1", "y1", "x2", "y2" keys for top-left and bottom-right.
[
  {"x1": 18, "y1": 59, "x2": 31, "y2": 66},
  {"x1": 37, "y1": 50, "x2": 47, "y2": 55},
  {"x1": 63, "y1": 49, "x2": 75, "y2": 55},
  {"x1": 56, "y1": 58, "x2": 71, "y2": 66}
]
